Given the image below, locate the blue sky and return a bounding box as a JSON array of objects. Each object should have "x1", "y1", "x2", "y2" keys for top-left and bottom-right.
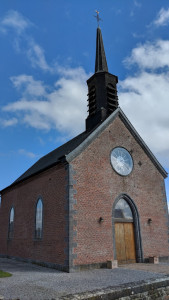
[{"x1": 0, "y1": 0, "x2": 169, "y2": 204}]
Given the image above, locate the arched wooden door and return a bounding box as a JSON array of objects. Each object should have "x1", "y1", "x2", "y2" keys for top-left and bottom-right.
[{"x1": 114, "y1": 199, "x2": 136, "y2": 263}]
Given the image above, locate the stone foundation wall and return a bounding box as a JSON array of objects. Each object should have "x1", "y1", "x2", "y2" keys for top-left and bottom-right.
[{"x1": 61, "y1": 277, "x2": 169, "y2": 299}]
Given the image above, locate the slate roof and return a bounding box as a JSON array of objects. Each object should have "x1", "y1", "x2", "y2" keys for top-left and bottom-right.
[
  {"x1": 13, "y1": 130, "x2": 92, "y2": 186},
  {"x1": 1, "y1": 107, "x2": 167, "y2": 192}
]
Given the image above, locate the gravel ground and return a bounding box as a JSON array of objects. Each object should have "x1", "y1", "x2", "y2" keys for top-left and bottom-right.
[{"x1": 0, "y1": 258, "x2": 167, "y2": 300}]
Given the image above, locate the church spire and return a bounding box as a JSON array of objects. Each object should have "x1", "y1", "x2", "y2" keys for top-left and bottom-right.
[
  {"x1": 85, "y1": 25, "x2": 119, "y2": 132},
  {"x1": 95, "y1": 27, "x2": 108, "y2": 73}
]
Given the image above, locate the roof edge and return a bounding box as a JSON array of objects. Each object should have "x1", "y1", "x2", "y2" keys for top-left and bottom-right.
[
  {"x1": 119, "y1": 110, "x2": 167, "y2": 178},
  {"x1": 0, "y1": 160, "x2": 66, "y2": 194},
  {"x1": 66, "y1": 107, "x2": 167, "y2": 178},
  {"x1": 1, "y1": 107, "x2": 167, "y2": 193},
  {"x1": 66, "y1": 108, "x2": 121, "y2": 163}
]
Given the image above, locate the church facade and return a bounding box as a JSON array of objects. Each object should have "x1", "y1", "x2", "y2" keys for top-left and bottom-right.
[{"x1": 0, "y1": 27, "x2": 169, "y2": 272}]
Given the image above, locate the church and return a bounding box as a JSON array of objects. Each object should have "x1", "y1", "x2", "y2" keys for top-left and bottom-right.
[{"x1": 0, "y1": 26, "x2": 169, "y2": 272}]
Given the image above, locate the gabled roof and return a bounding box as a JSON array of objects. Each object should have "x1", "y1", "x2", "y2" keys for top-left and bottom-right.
[
  {"x1": 14, "y1": 130, "x2": 92, "y2": 184},
  {"x1": 1, "y1": 107, "x2": 167, "y2": 192},
  {"x1": 66, "y1": 107, "x2": 167, "y2": 178},
  {"x1": 0, "y1": 130, "x2": 92, "y2": 192}
]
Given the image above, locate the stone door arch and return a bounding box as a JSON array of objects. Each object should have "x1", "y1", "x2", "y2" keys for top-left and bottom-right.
[{"x1": 112, "y1": 194, "x2": 143, "y2": 263}]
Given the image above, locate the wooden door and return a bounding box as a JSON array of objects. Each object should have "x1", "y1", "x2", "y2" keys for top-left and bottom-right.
[{"x1": 115, "y1": 222, "x2": 136, "y2": 263}]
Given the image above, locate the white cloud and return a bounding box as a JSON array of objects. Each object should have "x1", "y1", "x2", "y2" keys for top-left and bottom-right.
[
  {"x1": 10, "y1": 75, "x2": 47, "y2": 97},
  {"x1": 120, "y1": 40, "x2": 169, "y2": 167},
  {"x1": 3, "y1": 67, "x2": 88, "y2": 136},
  {"x1": 124, "y1": 40, "x2": 169, "y2": 70},
  {"x1": 154, "y1": 7, "x2": 169, "y2": 27},
  {"x1": 0, "y1": 10, "x2": 88, "y2": 136},
  {"x1": 18, "y1": 149, "x2": 38, "y2": 159},
  {"x1": 1, "y1": 117, "x2": 18, "y2": 127},
  {"x1": 120, "y1": 72, "x2": 169, "y2": 152},
  {"x1": 26, "y1": 39, "x2": 53, "y2": 72},
  {"x1": 134, "y1": 0, "x2": 141, "y2": 8},
  {"x1": 1, "y1": 9, "x2": 169, "y2": 169},
  {"x1": 0, "y1": 10, "x2": 51, "y2": 72},
  {"x1": 0, "y1": 10, "x2": 32, "y2": 35}
]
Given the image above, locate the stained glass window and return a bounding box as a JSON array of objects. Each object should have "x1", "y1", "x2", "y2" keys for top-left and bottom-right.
[{"x1": 35, "y1": 199, "x2": 43, "y2": 239}]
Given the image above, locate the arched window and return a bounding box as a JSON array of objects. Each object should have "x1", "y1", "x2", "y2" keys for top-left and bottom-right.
[
  {"x1": 114, "y1": 198, "x2": 133, "y2": 221},
  {"x1": 35, "y1": 199, "x2": 43, "y2": 239},
  {"x1": 8, "y1": 207, "x2": 14, "y2": 239}
]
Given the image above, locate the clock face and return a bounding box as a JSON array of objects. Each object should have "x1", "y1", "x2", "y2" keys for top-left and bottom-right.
[{"x1": 110, "y1": 147, "x2": 133, "y2": 176}]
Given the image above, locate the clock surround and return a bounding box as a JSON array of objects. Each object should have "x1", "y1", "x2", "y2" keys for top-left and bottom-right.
[{"x1": 110, "y1": 147, "x2": 133, "y2": 176}]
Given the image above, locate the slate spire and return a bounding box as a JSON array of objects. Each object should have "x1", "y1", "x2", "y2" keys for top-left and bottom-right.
[
  {"x1": 95, "y1": 27, "x2": 108, "y2": 73},
  {"x1": 86, "y1": 26, "x2": 119, "y2": 132}
]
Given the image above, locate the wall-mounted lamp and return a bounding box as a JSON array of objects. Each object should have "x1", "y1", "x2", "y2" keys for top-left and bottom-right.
[
  {"x1": 147, "y1": 218, "x2": 152, "y2": 225},
  {"x1": 99, "y1": 217, "x2": 104, "y2": 223}
]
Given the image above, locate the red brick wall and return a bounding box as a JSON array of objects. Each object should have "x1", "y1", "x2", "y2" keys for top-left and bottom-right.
[
  {"x1": 71, "y1": 116, "x2": 169, "y2": 266},
  {"x1": 0, "y1": 164, "x2": 68, "y2": 267},
  {"x1": 0, "y1": 116, "x2": 168, "y2": 270}
]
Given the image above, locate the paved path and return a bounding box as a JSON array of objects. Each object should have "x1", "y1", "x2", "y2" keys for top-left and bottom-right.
[
  {"x1": 0, "y1": 258, "x2": 169, "y2": 299},
  {"x1": 120, "y1": 262, "x2": 169, "y2": 274}
]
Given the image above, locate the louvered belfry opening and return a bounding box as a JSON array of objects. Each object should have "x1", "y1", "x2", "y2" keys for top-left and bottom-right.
[
  {"x1": 107, "y1": 83, "x2": 118, "y2": 114},
  {"x1": 87, "y1": 86, "x2": 96, "y2": 116},
  {"x1": 85, "y1": 27, "x2": 119, "y2": 131}
]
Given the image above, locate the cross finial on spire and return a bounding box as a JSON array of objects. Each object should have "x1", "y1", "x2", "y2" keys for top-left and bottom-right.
[
  {"x1": 86, "y1": 23, "x2": 119, "y2": 131},
  {"x1": 94, "y1": 10, "x2": 102, "y2": 27}
]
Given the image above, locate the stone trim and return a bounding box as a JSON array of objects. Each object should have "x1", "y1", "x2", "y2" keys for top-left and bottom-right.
[
  {"x1": 112, "y1": 193, "x2": 143, "y2": 263},
  {"x1": 66, "y1": 110, "x2": 118, "y2": 163},
  {"x1": 0, "y1": 255, "x2": 69, "y2": 272},
  {"x1": 66, "y1": 107, "x2": 167, "y2": 178},
  {"x1": 161, "y1": 179, "x2": 169, "y2": 244},
  {"x1": 67, "y1": 164, "x2": 77, "y2": 272},
  {"x1": 119, "y1": 110, "x2": 167, "y2": 178},
  {"x1": 64, "y1": 165, "x2": 69, "y2": 268},
  {"x1": 1, "y1": 254, "x2": 169, "y2": 274},
  {"x1": 66, "y1": 262, "x2": 108, "y2": 272}
]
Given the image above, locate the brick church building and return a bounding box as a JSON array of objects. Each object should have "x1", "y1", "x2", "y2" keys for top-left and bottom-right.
[{"x1": 0, "y1": 27, "x2": 169, "y2": 272}]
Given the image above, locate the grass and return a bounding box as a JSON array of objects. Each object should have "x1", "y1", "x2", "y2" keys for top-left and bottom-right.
[{"x1": 0, "y1": 269, "x2": 12, "y2": 278}]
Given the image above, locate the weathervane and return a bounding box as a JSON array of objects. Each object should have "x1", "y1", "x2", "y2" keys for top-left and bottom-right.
[{"x1": 94, "y1": 10, "x2": 102, "y2": 27}]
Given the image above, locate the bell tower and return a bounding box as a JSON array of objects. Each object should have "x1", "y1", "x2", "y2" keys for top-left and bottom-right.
[{"x1": 86, "y1": 27, "x2": 119, "y2": 131}]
